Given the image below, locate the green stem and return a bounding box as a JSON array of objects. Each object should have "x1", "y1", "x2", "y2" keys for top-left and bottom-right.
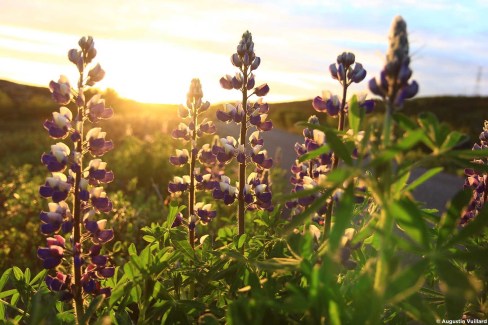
[
  {"x1": 238, "y1": 67, "x2": 248, "y2": 236},
  {"x1": 0, "y1": 298, "x2": 30, "y2": 317},
  {"x1": 323, "y1": 81, "x2": 348, "y2": 238}
]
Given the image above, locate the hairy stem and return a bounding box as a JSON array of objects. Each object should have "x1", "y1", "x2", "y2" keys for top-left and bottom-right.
[
  {"x1": 72, "y1": 71, "x2": 85, "y2": 324},
  {"x1": 238, "y1": 67, "x2": 249, "y2": 236},
  {"x1": 189, "y1": 104, "x2": 197, "y2": 249}
]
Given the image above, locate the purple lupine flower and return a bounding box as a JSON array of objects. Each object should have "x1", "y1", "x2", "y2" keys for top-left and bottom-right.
[
  {"x1": 212, "y1": 175, "x2": 237, "y2": 205},
  {"x1": 43, "y1": 106, "x2": 73, "y2": 139},
  {"x1": 312, "y1": 92, "x2": 341, "y2": 117},
  {"x1": 87, "y1": 94, "x2": 113, "y2": 123},
  {"x1": 197, "y1": 144, "x2": 217, "y2": 165},
  {"x1": 39, "y1": 173, "x2": 72, "y2": 203},
  {"x1": 41, "y1": 142, "x2": 70, "y2": 172},
  {"x1": 254, "y1": 83, "x2": 270, "y2": 97},
  {"x1": 86, "y1": 63, "x2": 105, "y2": 86},
  {"x1": 40, "y1": 202, "x2": 72, "y2": 234},
  {"x1": 86, "y1": 127, "x2": 114, "y2": 156},
  {"x1": 168, "y1": 176, "x2": 190, "y2": 194},
  {"x1": 213, "y1": 137, "x2": 238, "y2": 164},
  {"x1": 198, "y1": 118, "x2": 216, "y2": 134},
  {"x1": 251, "y1": 145, "x2": 273, "y2": 169},
  {"x1": 170, "y1": 149, "x2": 190, "y2": 166},
  {"x1": 49, "y1": 75, "x2": 72, "y2": 105},
  {"x1": 171, "y1": 122, "x2": 191, "y2": 141},
  {"x1": 195, "y1": 203, "x2": 217, "y2": 224},
  {"x1": 84, "y1": 212, "x2": 115, "y2": 245},
  {"x1": 172, "y1": 212, "x2": 184, "y2": 227},
  {"x1": 38, "y1": 238, "x2": 64, "y2": 269},
  {"x1": 45, "y1": 272, "x2": 73, "y2": 300},
  {"x1": 90, "y1": 187, "x2": 113, "y2": 213},
  {"x1": 85, "y1": 159, "x2": 114, "y2": 184}
]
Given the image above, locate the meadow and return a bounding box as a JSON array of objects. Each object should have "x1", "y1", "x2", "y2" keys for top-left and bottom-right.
[{"x1": 1, "y1": 18, "x2": 488, "y2": 324}]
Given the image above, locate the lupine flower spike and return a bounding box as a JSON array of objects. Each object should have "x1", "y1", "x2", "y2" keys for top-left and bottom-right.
[
  {"x1": 39, "y1": 36, "x2": 115, "y2": 322},
  {"x1": 217, "y1": 31, "x2": 273, "y2": 236},
  {"x1": 169, "y1": 79, "x2": 217, "y2": 248},
  {"x1": 289, "y1": 52, "x2": 373, "y2": 237},
  {"x1": 462, "y1": 120, "x2": 488, "y2": 224},
  {"x1": 369, "y1": 16, "x2": 418, "y2": 145}
]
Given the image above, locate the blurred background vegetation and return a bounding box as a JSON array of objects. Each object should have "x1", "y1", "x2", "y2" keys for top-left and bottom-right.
[{"x1": 0, "y1": 79, "x2": 486, "y2": 274}]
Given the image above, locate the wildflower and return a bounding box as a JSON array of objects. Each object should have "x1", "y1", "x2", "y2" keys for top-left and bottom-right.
[
  {"x1": 217, "y1": 31, "x2": 273, "y2": 235},
  {"x1": 41, "y1": 142, "x2": 70, "y2": 172},
  {"x1": 369, "y1": 16, "x2": 418, "y2": 108},
  {"x1": 87, "y1": 94, "x2": 113, "y2": 123},
  {"x1": 49, "y1": 75, "x2": 72, "y2": 105},
  {"x1": 39, "y1": 37, "x2": 116, "y2": 308},
  {"x1": 43, "y1": 106, "x2": 73, "y2": 139}
]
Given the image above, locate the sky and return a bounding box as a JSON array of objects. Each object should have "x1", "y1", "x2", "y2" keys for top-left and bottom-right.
[{"x1": 0, "y1": 0, "x2": 487, "y2": 104}]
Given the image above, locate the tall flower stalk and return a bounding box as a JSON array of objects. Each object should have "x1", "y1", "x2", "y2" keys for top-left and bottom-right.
[
  {"x1": 39, "y1": 36, "x2": 115, "y2": 323},
  {"x1": 216, "y1": 31, "x2": 272, "y2": 236},
  {"x1": 288, "y1": 52, "x2": 371, "y2": 236},
  {"x1": 368, "y1": 16, "x2": 418, "y2": 300},
  {"x1": 169, "y1": 79, "x2": 217, "y2": 248}
]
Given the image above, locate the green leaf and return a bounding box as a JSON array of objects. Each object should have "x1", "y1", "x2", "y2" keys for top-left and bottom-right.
[
  {"x1": 325, "y1": 130, "x2": 353, "y2": 165},
  {"x1": 172, "y1": 239, "x2": 195, "y2": 260},
  {"x1": 436, "y1": 189, "x2": 472, "y2": 248},
  {"x1": 440, "y1": 131, "x2": 467, "y2": 151},
  {"x1": 0, "y1": 289, "x2": 17, "y2": 299},
  {"x1": 0, "y1": 269, "x2": 11, "y2": 292},
  {"x1": 445, "y1": 147, "x2": 488, "y2": 159},
  {"x1": 397, "y1": 293, "x2": 438, "y2": 324},
  {"x1": 329, "y1": 185, "x2": 354, "y2": 252},
  {"x1": 128, "y1": 243, "x2": 137, "y2": 256},
  {"x1": 403, "y1": 167, "x2": 443, "y2": 193},
  {"x1": 80, "y1": 295, "x2": 104, "y2": 324},
  {"x1": 393, "y1": 200, "x2": 430, "y2": 250},
  {"x1": 348, "y1": 94, "x2": 362, "y2": 135},
  {"x1": 12, "y1": 267, "x2": 23, "y2": 281},
  {"x1": 298, "y1": 144, "x2": 331, "y2": 162},
  {"x1": 166, "y1": 201, "x2": 186, "y2": 230},
  {"x1": 386, "y1": 259, "x2": 429, "y2": 304},
  {"x1": 23, "y1": 268, "x2": 30, "y2": 284},
  {"x1": 393, "y1": 112, "x2": 418, "y2": 131},
  {"x1": 256, "y1": 258, "x2": 301, "y2": 271},
  {"x1": 29, "y1": 269, "x2": 47, "y2": 286},
  {"x1": 328, "y1": 300, "x2": 342, "y2": 325},
  {"x1": 237, "y1": 234, "x2": 247, "y2": 250},
  {"x1": 394, "y1": 129, "x2": 426, "y2": 150}
]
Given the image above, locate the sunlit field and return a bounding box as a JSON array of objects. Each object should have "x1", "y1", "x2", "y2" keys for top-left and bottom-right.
[{"x1": 1, "y1": 3, "x2": 488, "y2": 324}]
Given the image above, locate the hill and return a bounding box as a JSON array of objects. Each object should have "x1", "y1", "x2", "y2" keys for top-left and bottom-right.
[{"x1": 0, "y1": 79, "x2": 486, "y2": 142}]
